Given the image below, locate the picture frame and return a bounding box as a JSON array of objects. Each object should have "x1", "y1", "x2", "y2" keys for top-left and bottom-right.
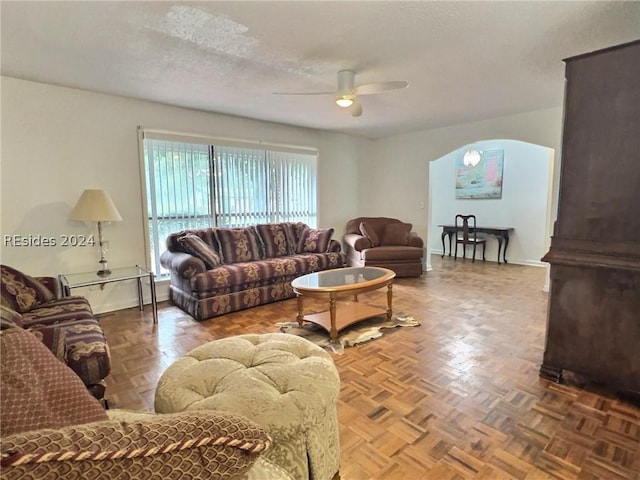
[{"x1": 455, "y1": 149, "x2": 504, "y2": 199}]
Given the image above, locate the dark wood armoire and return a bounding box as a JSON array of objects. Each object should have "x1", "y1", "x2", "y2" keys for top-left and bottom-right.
[{"x1": 540, "y1": 40, "x2": 640, "y2": 394}]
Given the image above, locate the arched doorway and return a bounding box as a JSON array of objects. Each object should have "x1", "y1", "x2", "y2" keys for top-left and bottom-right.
[{"x1": 427, "y1": 139, "x2": 554, "y2": 269}]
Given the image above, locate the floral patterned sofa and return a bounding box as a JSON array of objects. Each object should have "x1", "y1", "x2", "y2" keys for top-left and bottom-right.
[
  {"x1": 160, "y1": 223, "x2": 345, "y2": 321},
  {"x1": 0, "y1": 264, "x2": 111, "y2": 399}
]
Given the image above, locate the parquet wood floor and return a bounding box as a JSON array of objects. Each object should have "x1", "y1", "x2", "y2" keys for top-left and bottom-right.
[{"x1": 100, "y1": 255, "x2": 640, "y2": 479}]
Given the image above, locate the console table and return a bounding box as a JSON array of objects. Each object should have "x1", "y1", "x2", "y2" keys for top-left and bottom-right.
[
  {"x1": 439, "y1": 225, "x2": 515, "y2": 264},
  {"x1": 59, "y1": 265, "x2": 158, "y2": 324}
]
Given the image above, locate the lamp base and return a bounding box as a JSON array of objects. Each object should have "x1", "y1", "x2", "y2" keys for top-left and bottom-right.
[{"x1": 98, "y1": 251, "x2": 110, "y2": 277}]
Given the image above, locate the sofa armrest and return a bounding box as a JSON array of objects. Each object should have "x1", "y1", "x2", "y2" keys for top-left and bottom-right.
[
  {"x1": 35, "y1": 276, "x2": 63, "y2": 299},
  {"x1": 160, "y1": 250, "x2": 207, "y2": 280},
  {"x1": 408, "y1": 233, "x2": 424, "y2": 249},
  {"x1": 1, "y1": 410, "x2": 271, "y2": 479},
  {"x1": 344, "y1": 233, "x2": 372, "y2": 252},
  {"x1": 328, "y1": 239, "x2": 342, "y2": 253}
]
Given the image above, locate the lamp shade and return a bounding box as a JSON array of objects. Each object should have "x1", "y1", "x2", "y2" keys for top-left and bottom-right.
[{"x1": 69, "y1": 189, "x2": 122, "y2": 222}]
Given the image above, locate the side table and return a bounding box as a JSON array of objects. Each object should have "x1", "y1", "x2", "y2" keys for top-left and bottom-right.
[{"x1": 59, "y1": 265, "x2": 158, "y2": 324}]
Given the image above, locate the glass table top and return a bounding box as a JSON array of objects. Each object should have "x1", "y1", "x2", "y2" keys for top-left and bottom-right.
[
  {"x1": 291, "y1": 266, "x2": 394, "y2": 290},
  {"x1": 60, "y1": 265, "x2": 152, "y2": 287}
]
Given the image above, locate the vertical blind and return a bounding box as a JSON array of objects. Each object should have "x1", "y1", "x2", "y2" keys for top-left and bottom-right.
[{"x1": 142, "y1": 136, "x2": 318, "y2": 275}]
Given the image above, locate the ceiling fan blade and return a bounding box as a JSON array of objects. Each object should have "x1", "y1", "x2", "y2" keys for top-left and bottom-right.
[
  {"x1": 353, "y1": 81, "x2": 408, "y2": 95},
  {"x1": 349, "y1": 98, "x2": 362, "y2": 117},
  {"x1": 272, "y1": 91, "x2": 334, "y2": 96}
]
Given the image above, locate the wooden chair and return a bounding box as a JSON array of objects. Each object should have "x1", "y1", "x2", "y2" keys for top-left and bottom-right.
[{"x1": 454, "y1": 214, "x2": 486, "y2": 262}]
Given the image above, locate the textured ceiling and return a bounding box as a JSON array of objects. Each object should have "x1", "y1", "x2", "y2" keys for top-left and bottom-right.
[{"x1": 2, "y1": 1, "x2": 639, "y2": 139}]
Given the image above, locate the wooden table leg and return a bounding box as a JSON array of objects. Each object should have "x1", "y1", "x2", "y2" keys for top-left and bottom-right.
[
  {"x1": 329, "y1": 294, "x2": 338, "y2": 342},
  {"x1": 296, "y1": 295, "x2": 304, "y2": 327},
  {"x1": 386, "y1": 283, "x2": 393, "y2": 319}
]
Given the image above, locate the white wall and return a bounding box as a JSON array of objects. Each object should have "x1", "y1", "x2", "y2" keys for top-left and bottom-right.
[
  {"x1": 1, "y1": 76, "x2": 563, "y2": 313},
  {"x1": 361, "y1": 108, "x2": 563, "y2": 272},
  {"x1": 0, "y1": 77, "x2": 365, "y2": 313},
  {"x1": 429, "y1": 140, "x2": 553, "y2": 265}
]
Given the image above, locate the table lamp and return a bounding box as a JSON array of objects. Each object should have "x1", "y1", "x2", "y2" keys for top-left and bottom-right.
[{"x1": 69, "y1": 189, "x2": 122, "y2": 276}]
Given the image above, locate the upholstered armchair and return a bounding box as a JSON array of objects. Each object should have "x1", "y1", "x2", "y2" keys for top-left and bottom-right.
[
  {"x1": 343, "y1": 217, "x2": 424, "y2": 277},
  {"x1": 0, "y1": 264, "x2": 110, "y2": 399},
  {"x1": 0, "y1": 326, "x2": 277, "y2": 479}
]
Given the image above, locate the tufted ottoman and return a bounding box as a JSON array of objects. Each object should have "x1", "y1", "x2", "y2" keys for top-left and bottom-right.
[{"x1": 155, "y1": 333, "x2": 341, "y2": 480}]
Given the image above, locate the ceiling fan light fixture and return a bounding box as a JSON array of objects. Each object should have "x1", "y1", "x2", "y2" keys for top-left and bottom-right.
[
  {"x1": 336, "y1": 95, "x2": 354, "y2": 108},
  {"x1": 274, "y1": 70, "x2": 408, "y2": 118}
]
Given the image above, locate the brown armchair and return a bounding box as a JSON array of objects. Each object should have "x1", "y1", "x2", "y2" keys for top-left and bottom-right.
[{"x1": 344, "y1": 217, "x2": 424, "y2": 277}]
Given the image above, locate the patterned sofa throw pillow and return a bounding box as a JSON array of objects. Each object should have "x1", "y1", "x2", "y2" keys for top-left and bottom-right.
[
  {"x1": 380, "y1": 223, "x2": 413, "y2": 246},
  {"x1": 215, "y1": 227, "x2": 263, "y2": 263},
  {"x1": 0, "y1": 327, "x2": 108, "y2": 437},
  {"x1": 0, "y1": 265, "x2": 56, "y2": 313},
  {"x1": 359, "y1": 222, "x2": 380, "y2": 247},
  {"x1": 296, "y1": 227, "x2": 335, "y2": 253},
  {"x1": 287, "y1": 222, "x2": 308, "y2": 246},
  {"x1": 256, "y1": 224, "x2": 293, "y2": 258},
  {"x1": 178, "y1": 234, "x2": 222, "y2": 269}
]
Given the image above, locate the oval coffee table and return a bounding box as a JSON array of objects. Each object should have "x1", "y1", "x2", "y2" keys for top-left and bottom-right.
[{"x1": 291, "y1": 266, "x2": 395, "y2": 342}]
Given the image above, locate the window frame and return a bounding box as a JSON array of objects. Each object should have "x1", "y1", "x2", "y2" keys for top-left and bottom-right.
[{"x1": 137, "y1": 127, "x2": 319, "y2": 278}]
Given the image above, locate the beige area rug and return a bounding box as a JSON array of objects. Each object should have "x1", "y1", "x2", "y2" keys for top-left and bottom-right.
[{"x1": 277, "y1": 314, "x2": 420, "y2": 354}]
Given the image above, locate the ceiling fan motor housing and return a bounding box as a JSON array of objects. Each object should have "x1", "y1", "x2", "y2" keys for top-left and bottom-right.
[
  {"x1": 337, "y1": 70, "x2": 356, "y2": 94},
  {"x1": 336, "y1": 70, "x2": 356, "y2": 107}
]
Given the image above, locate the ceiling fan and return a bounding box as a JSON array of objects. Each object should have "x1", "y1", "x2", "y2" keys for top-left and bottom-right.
[{"x1": 273, "y1": 70, "x2": 408, "y2": 117}]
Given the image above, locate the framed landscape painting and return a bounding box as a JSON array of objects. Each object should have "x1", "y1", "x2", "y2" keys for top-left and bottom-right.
[{"x1": 456, "y1": 149, "x2": 504, "y2": 199}]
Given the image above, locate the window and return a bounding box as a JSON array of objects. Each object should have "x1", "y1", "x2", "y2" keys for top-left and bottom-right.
[{"x1": 141, "y1": 131, "x2": 317, "y2": 276}]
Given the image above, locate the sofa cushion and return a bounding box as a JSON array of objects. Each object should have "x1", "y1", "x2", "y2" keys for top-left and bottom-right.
[
  {"x1": 189, "y1": 253, "x2": 344, "y2": 298},
  {"x1": 178, "y1": 233, "x2": 222, "y2": 268},
  {"x1": 191, "y1": 258, "x2": 300, "y2": 295},
  {"x1": 359, "y1": 221, "x2": 380, "y2": 247},
  {"x1": 215, "y1": 227, "x2": 263, "y2": 263},
  {"x1": 21, "y1": 295, "x2": 96, "y2": 327},
  {"x1": 0, "y1": 327, "x2": 108, "y2": 437},
  {"x1": 361, "y1": 245, "x2": 424, "y2": 261},
  {"x1": 1, "y1": 410, "x2": 271, "y2": 480},
  {"x1": 20, "y1": 297, "x2": 111, "y2": 388},
  {"x1": 1, "y1": 264, "x2": 56, "y2": 313},
  {"x1": 256, "y1": 223, "x2": 295, "y2": 257},
  {"x1": 296, "y1": 228, "x2": 334, "y2": 253},
  {"x1": 381, "y1": 223, "x2": 412, "y2": 246}
]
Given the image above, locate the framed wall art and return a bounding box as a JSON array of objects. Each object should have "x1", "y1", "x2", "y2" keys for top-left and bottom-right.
[{"x1": 455, "y1": 149, "x2": 504, "y2": 199}]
